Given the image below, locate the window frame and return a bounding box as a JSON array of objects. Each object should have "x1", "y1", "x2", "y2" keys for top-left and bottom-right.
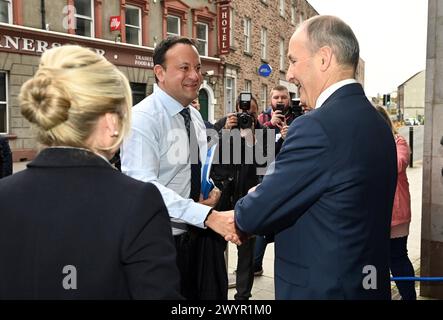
[
  {"x1": 261, "y1": 84, "x2": 268, "y2": 111},
  {"x1": 279, "y1": 38, "x2": 285, "y2": 71},
  {"x1": 225, "y1": 76, "x2": 236, "y2": 114},
  {"x1": 243, "y1": 18, "x2": 251, "y2": 53},
  {"x1": 244, "y1": 80, "x2": 251, "y2": 93},
  {"x1": 0, "y1": 71, "x2": 9, "y2": 134},
  {"x1": 279, "y1": 0, "x2": 285, "y2": 18},
  {"x1": 166, "y1": 15, "x2": 181, "y2": 37},
  {"x1": 291, "y1": 4, "x2": 296, "y2": 25},
  {"x1": 125, "y1": 5, "x2": 142, "y2": 45},
  {"x1": 0, "y1": 0, "x2": 12, "y2": 24},
  {"x1": 261, "y1": 27, "x2": 267, "y2": 60},
  {"x1": 196, "y1": 22, "x2": 208, "y2": 56},
  {"x1": 74, "y1": 0, "x2": 95, "y2": 37}
]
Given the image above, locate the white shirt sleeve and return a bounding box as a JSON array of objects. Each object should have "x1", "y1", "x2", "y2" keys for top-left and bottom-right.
[{"x1": 121, "y1": 108, "x2": 211, "y2": 229}]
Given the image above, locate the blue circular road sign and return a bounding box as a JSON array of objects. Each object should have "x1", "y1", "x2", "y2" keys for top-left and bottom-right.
[{"x1": 258, "y1": 64, "x2": 272, "y2": 77}]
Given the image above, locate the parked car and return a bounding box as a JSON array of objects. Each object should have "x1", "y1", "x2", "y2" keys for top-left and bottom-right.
[{"x1": 404, "y1": 118, "x2": 420, "y2": 126}]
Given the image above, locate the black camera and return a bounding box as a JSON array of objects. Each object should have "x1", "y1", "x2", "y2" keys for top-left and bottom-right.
[
  {"x1": 289, "y1": 98, "x2": 304, "y2": 118},
  {"x1": 236, "y1": 92, "x2": 253, "y2": 129}
]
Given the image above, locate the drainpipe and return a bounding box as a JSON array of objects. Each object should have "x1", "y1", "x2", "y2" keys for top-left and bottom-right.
[{"x1": 41, "y1": 0, "x2": 46, "y2": 30}]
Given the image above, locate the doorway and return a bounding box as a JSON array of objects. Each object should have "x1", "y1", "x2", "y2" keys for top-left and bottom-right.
[{"x1": 198, "y1": 89, "x2": 209, "y2": 121}]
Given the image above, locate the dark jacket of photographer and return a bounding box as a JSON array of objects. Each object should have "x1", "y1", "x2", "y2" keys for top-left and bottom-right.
[
  {"x1": 0, "y1": 136, "x2": 12, "y2": 179},
  {"x1": 211, "y1": 118, "x2": 267, "y2": 210}
]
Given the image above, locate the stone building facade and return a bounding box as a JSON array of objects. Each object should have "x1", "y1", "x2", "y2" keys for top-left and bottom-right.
[
  {"x1": 0, "y1": 0, "x2": 223, "y2": 161},
  {"x1": 220, "y1": 0, "x2": 318, "y2": 117},
  {"x1": 0, "y1": 0, "x2": 366, "y2": 161}
]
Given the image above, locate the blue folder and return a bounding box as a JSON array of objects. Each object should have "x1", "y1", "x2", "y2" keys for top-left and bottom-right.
[{"x1": 201, "y1": 144, "x2": 217, "y2": 200}]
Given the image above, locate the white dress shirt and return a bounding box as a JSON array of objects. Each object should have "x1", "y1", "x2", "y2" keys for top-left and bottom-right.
[
  {"x1": 315, "y1": 79, "x2": 358, "y2": 109},
  {"x1": 121, "y1": 86, "x2": 211, "y2": 235}
]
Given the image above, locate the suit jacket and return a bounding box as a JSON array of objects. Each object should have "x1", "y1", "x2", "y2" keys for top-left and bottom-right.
[
  {"x1": 0, "y1": 148, "x2": 181, "y2": 299},
  {"x1": 235, "y1": 83, "x2": 397, "y2": 299}
]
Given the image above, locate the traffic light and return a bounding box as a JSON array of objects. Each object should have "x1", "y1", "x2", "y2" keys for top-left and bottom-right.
[{"x1": 383, "y1": 94, "x2": 391, "y2": 107}]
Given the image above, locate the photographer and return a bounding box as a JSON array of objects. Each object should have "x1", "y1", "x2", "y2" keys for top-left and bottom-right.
[
  {"x1": 258, "y1": 85, "x2": 294, "y2": 130},
  {"x1": 212, "y1": 93, "x2": 267, "y2": 300}
]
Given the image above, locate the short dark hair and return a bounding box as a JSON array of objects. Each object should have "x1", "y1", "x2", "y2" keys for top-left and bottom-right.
[
  {"x1": 271, "y1": 85, "x2": 289, "y2": 94},
  {"x1": 153, "y1": 36, "x2": 198, "y2": 83}
]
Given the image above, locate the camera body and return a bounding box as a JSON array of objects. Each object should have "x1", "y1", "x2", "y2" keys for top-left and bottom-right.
[
  {"x1": 289, "y1": 98, "x2": 303, "y2": 118},
  {"x1": 236, "y1": 92, "x2": 253, "y2": 129}
]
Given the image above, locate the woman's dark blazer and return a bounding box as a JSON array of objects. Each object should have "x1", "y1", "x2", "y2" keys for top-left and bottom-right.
[{"x1": 0, "y1": 148, "x2": 181, "y2": 299}]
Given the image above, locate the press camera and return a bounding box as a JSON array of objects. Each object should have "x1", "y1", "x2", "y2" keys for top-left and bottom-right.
[{"x1": 236, "y1": 92, "x2": 253, "y2": 129}]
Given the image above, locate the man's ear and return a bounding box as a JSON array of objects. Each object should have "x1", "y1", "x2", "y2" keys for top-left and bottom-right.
[
  {"x1": 318, "y1": 46, "x2": 333, "y2": 72},
  {"x1": 154, "y1": 64, "x2": 165, "y2": 83}
]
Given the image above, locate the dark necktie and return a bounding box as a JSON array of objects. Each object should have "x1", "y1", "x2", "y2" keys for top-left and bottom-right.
[{"x1": 179, "y1": 108, "x2": 201, "y2": 202}]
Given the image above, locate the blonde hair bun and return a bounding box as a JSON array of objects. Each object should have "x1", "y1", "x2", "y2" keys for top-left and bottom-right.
[
  {"x1": 18, "y1": 45, "x2": 132, "y2": 148},
  {"x1": 20, "y1": 70, "x2": 71, "y2": 130}
]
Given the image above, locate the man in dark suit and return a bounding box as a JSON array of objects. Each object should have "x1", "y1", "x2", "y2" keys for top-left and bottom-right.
[{"x1": 227, "y1": 15, "x2": 397, "y2": 299}]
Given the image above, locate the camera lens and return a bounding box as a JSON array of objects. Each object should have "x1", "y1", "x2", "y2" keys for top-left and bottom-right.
[{"x1": 237, "y1": 112, "x2": 253, "y2": 129}]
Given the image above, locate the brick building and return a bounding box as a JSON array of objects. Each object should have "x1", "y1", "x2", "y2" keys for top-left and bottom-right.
[
  {"x1": 219, "y1": 0, "x2": 318, "y2": 118},
  {"x1": 0, "y1": 0, "x2": 365, "y2": 161},
  {"x1": 0, "y1": 0, "x2": 224, "y2": 161}
]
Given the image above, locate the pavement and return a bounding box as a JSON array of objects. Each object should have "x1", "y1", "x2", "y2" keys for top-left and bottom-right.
[
  {"x1": 226, "y1": 160, "x2": 424, "y2": 300},
  {"x1": 12, "y1": 159, "x2": 425, "y2": 300}
]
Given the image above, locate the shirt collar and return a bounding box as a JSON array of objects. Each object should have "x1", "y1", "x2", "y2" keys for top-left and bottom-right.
[
  {"x1": 315, "y1": 79, "x2": 358, "y2": 109},
  {"x1": 154, "y1": 85, "x2": 191, "y2": 116}
]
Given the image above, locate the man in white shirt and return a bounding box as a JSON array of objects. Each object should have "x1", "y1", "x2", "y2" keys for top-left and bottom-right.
[{"x1": 121, "y1": 37, "x2": 237, "y2": 299}]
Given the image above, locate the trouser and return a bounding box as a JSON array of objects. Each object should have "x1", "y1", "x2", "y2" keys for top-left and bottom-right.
[
  {"x1": 253, "y1": 235, "x2": 268, "y2": 270},
  {"x1": 234, "y1": 236, "x2": 256, "y2": 300},
  {"x1": 174, "y1": 231, "x2": 199, "y2": 300},
  {"x1": 390, "y1": 236, "x2": 417, "y2": 300}
]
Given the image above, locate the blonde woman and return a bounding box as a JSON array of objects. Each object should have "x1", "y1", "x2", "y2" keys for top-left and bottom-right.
[
  {"x1": 0, "y1": 45, "x2": 181, "y2": 299},
  {"x1": 376, "y1": 106, "x2": 416, "y2": 300}
]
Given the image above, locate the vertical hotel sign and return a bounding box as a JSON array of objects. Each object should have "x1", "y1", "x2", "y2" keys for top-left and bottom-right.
[{"x1": 218, "y1": 3, "x2": 230, "y2": 54}]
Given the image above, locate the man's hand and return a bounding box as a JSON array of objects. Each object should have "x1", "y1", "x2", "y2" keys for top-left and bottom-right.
[
  {"x1": 270, "y1": 110, "x2": 285, "y2": 127},
  {"x1": 199, "y1": 187, "x2": 221, "y2": 207},
  {"x1": 280, "y1": 124, "x2": 289, "y2": 140},
  {"x1": 205, "y1": 210, "x2": 244, "y2": 245},
  {"x1": 224, "y1": 113, "x2": 238, "y2": 129}
]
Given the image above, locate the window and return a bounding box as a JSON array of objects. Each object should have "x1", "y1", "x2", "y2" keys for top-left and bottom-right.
[
  {"x1": 74, "y1": 0, "x2": 94, "y2": 37},
  {"x1": 130, "y1": 83, "x2": 146, "y2": 106},
  {"x1": 225, "y1": 77, "x2": 236, "y2": 114},
  {"x1": 125, "y1": 6, "x2": 141, "y2": 45},
  {"x1": 244, "y1": 80, "x2": 251, "y2": 93},
  {"x1": 291, "y1": 4, "x2": 296, "y2": 25},
  {"x1": 261, "y1": 27, "x2": 267, "y2": 60},
  {"x1": 0, "y1": 72, "x2": 8, "y2": 133},
  {"x1": 279, "y1": 38, "x2": 285, "y2": 70},
  {"x1": 243, "y1": 18, "x2": 251, "y2": 53},
  {"x1": 196, "y1": 22, "x2": 208, "y2": 56},
  {"x1": 279, "y1": 0, "x2": 285, "y2": 17},
  {"x1": 0, "y1": 0, "x2": 12, "y2": 24},
  {"x1": 261, "y1": 84, "x2": 268, "y2": 111},
  {"x1": 167, "y1": 15, "x2": 180, "y2": 37},
  {"x1": 299, "y1": 14, "x2": 304, "y2": 26}
]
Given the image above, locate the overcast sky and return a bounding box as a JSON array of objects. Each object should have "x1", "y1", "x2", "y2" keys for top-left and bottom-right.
[{"x1": 306, "y1": 0, "x2": 428, "y2": 97}]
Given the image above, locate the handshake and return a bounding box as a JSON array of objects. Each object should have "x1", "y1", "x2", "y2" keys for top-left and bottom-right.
[{"x1": 205, "y1": 209, "x2": 246, "y2": 245}]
